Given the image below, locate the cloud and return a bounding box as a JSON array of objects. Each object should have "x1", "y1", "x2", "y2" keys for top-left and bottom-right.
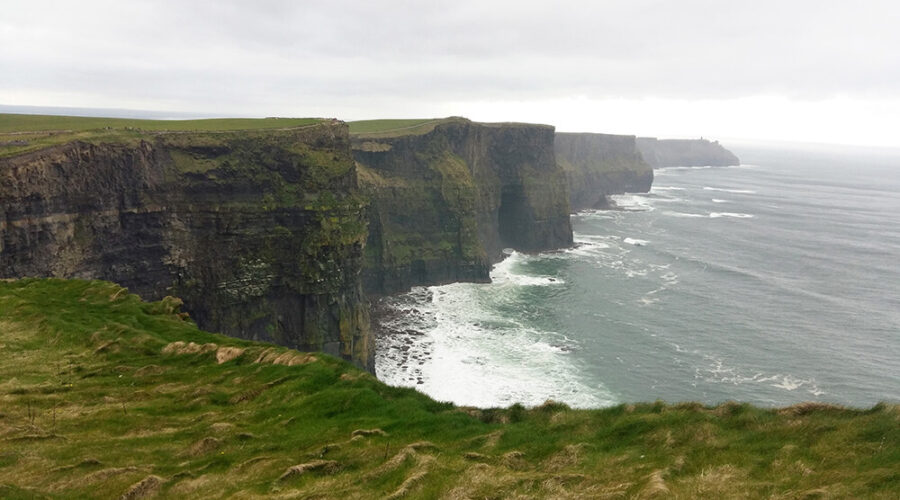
[{"x1": 1, "y1": 0, "x2": 899, "y2": 144}]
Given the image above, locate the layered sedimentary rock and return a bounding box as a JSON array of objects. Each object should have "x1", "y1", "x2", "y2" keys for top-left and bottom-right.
[
  {"x1": 0, "y1": 123, "x2": 373, "y2": 371},
  {"x1": 352, "y1": 118, "x2": 573, "y2": 294},
  {"x1": 555, "y1": 132, "x2": 653, "y2": 210},
  {"x1": 636, "y1": 137, "x2": 740, "y2": 167}
]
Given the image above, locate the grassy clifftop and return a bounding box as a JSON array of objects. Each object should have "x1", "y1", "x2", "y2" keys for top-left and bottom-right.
[
  {"x1": 1, "y1": 279, "x2": 897, "y2": 498},
  {"x1": 0, "y1": 114, "x2": 325, "y2": 158},
  {"x1": 348, "y1": 118, "x2": 463, "y2": 138},
  {"x1": 348, "y1": 117, "x2": 554, "y2": 139}
]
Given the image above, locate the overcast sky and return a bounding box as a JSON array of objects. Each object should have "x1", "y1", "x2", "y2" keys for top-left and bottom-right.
[{"x1": 2, "y1": 0, "x2": 899, "y2": 146}]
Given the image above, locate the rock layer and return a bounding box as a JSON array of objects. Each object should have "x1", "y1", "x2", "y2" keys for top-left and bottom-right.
[
  {"x1": 555, "y1": 132, "x2": 653, "y2": 210},
  {"x1": 353, "y1": 118, "x2": 573, "y2": 294},
  {"x1": 0, "y1": 123, "x2": 373, "y2": 371}
]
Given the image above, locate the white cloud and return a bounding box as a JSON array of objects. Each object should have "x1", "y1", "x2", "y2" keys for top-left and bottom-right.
[{"x1": 2, "y1": 0, "x2": 900, "y2": 146}]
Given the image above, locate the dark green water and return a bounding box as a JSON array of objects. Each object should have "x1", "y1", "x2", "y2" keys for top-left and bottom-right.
[{"x1": 376, "y1": 144, "x2": 900, "y2": 408}]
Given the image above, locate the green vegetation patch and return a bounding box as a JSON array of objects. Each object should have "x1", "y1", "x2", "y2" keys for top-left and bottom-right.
[
  {"x1": 0, "y1": 279, "x2": 897, "y2": 498},
  {"x1": 0, "y1": 114, "x2": 325, "y2": 158},
  {"x1": 0, "y1": 114, "x2": 323, "y2": 134},
  {"x1": 349, "y1": 118, "x2": 465, "y2": 138}
]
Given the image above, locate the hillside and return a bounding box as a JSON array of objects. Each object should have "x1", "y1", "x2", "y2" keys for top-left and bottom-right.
[{"x1": 1, "y1": 279, "x2": 897, "y2": 498}]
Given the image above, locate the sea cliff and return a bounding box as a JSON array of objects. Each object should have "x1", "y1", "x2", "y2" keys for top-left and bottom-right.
[
  {"x1": 352, "y1": 118, "x2": 573, "y2": 294},
  {"x1": 636, "y1": 137, "x2": 740, "y2": 167},
  {"x1": 555, "y1": 132, "x2": 653, "y2": 210},
  {"x1": 0, "y1": 120, "x2": 372, "y2": 371}
]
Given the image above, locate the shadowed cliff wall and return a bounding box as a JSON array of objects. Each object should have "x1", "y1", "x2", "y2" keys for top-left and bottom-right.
[
  {"x1": 555, "y1": 132, "x2": 653, "y2": 210},
  {"x1": 0, "y1": 123, "x2": 373, "y2": 371},
  {"x1": 353, "y1": 119, "x2": 573, "y2": 295},
  {"x1": 637, "y1": 137, "x2": 740, "y2": 167}
]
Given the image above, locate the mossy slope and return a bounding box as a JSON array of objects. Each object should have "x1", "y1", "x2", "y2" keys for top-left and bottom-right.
[{"x1": 1, "y1": 279, "x2": 897, "y2": 498}]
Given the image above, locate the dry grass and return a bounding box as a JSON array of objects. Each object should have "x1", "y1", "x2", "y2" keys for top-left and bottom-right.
[
  {"x1": 350, "y1": 428, "x2": 387, "y2": 438},
  {"x1": 278, "y1": 460, "x2": 341, "y2": 481},
  {"x1": 120, "y1": 475, "x2": 164, "y2": 500}
]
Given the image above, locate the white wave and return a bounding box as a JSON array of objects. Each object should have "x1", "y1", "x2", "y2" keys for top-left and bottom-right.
[
  {"x1": 710, "y1": 212, "x2": 754, "y2": 219},
  {"x1": 625, "y1": 268, "x2": 649, "y2": 278},
  {"x1": 573, "y1": 232, "x2": 615, "y2": 243},
  {"x1": 375, "y1": 276, "x2": 617, "y2": 408},
  {"x1": 711, "y1": 198, "x2": 729, "y2": 203},
  {"x1": 490, "y1": 252, "x2": 565, "y2": 286},
  {"x1": 608, "y1": 194, "x2": 654, "y2": 211},
  {"x1": 660, "y1": 271, "x2": 679, "y2": 283},
  {"x1": 651, "y1": 186, "x2": 686, "y2": 191},
  {"x1": 691, "y1": 354, "x2": 824, "y2": 397},
  {"x1": 655, "y1": 166, "x2": 714, "y2": 175},
  {"x1": 574, "y1": 210, "x2": 616, "y2": 220},
  {"x1": 703, "y1": 187, "x2": 757, "y2": 194},
  {"x1": 662, "y1": 211, "x2": 706, "y2": 218},
  {"x1": 623, "y1": 237, "x2": 649, "y2": 246},
  {"x1": 649, "y1": 196, "x2": 684, "y2": 203}
]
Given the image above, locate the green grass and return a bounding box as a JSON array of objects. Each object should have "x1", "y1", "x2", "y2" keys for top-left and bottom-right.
[
  {"x1": 0, "y1": 114, "x2": 323, "y2": 134},
  {"x1": 0, "y1": 114, "x2": 326, "y2": 159},
  {"x1": 348, "y1": 117, "x2": 553, "y2": 140},
  {"x1": 0, "y1": 279, "x2": 897, "y2": 498},
  {"x1": 348, "y1": 118, "x2": 460, "y2": 137}
]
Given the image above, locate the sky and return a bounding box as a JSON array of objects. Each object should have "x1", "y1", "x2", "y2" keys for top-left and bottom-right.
[{"x1": 2, "y1": 0, "x2": 900, "y2": 147}]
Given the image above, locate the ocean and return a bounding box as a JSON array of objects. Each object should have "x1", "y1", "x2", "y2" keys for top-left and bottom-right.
[{"x1": 374, "y1": 143, "x2": 900, "y2": 409}]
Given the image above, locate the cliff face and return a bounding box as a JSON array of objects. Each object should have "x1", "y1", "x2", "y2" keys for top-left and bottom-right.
[
  {"x1": 0, "y1": 123, "x2": 373, "y2": 371},
  {"x1": 636, "y1": 137, "x2": 740, "y2": 168},
  {"x1": 555, "y1": 132, "x2": 653, "y2": 210},
  {"x1": 353, "y1": 119, "x2": 573, "y2": 294}
]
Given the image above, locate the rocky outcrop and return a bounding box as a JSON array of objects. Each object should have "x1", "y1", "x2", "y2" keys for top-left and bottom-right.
[
  {"x1": 636, "y1": 138, "x2": 740, "y2": 168},
  {"x1": 555, "y1": 133, "x2": 653, "y2": 210},
  {"x1": 353, "y1": 118, "x2": 573, "y2": 294},
  {"x1": 0, "y1": 123, "x2": 373, "y2": 371}
]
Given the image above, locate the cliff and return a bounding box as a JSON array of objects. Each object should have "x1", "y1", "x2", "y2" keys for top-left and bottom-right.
[
  {"x1": 636, "y1": 137, "x2": 740, "y2": 167},
  {"x1": 0, "y1": 118, "x2": 372, "y2": 371},
  {"x1": 351, "y1": 118, "x2": 573, "y2": 294},
  {"x1": 555, "y1": 132, "x2": 653, "y2": 210}
]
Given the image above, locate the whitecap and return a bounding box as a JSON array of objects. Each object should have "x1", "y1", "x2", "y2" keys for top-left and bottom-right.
[
  {"x1": 710, "y1": 212, "x2": 754, "y2": 219},
  {"x1": 651, "y1": 186, "x2": 686, "y2": 191},
  {"x1": 609, "y1": 194, "x2": 654, "y2": 211},
  {"x1": 655, "y1": 166, "x2": 714, "y2": 175},
  {"x1": 662, "y1": 211, "x2": 706, "y2": 218},
  {"x1": 703, "y1": 187, "x2": 757, "y2": 194},
  {"x1": 490, "y1": 252, "x2": 565, "y2": 286},
  {"x1": 771, "y1": 377, "x2": 803, "y2": 391},
  {"x1": 623, "y1": 237, "x2": 649, "y2": 246},
  {"x1": 711, "y1": 198, "x2": 729, "y2": 203}
]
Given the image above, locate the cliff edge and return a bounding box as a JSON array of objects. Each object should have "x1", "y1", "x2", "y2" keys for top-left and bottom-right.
[
  {"x1": 0, "y1": 118, "x2": 372, "y2": 371},
  {"x1": 636, "y1": 137, "x2": 740, "y2": 167},
  {"x1": 352, "y1": 118, "x2": 573, "y2": 294},
  {"x1": 555, "y1": 132, "x2": 653, "y2": 210}
]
